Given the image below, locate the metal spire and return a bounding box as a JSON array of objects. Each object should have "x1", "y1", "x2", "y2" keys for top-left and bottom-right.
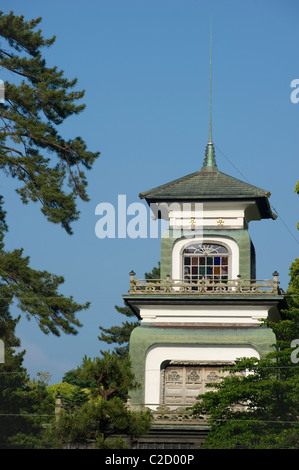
[
  {"x1": 209, "y1": 23, "x2": 212, "y2": 143},
  {"x1": 202, "y1": 22, "x2": 217, "y2": 171}
]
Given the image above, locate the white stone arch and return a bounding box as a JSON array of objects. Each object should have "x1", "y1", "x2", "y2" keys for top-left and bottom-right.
[
  {"x1": 171, "y1": 235, "x2": 239, "y2": 280},
  {"x1": 144, "y1": 344, "x2": 259, "y2": 408}
]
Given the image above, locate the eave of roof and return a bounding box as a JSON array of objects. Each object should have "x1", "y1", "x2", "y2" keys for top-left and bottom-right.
[
  {"x1": 139, "y1": 170, "x2": 270, "y2": 200},
  {"x1": 139, "y1": 169, "x2": 275, "y2": 220}
]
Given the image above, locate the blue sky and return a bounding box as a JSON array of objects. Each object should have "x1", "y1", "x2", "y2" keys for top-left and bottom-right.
[{"x1": 1, "y1": 0, "x2": 298, "y2": 384}]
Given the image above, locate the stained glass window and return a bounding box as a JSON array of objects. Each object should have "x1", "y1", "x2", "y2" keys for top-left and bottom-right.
[{"x1": 183, "y1": 243, "x2": 229, "y2": 282}]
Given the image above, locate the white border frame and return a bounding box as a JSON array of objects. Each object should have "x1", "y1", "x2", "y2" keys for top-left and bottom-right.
[{"x1": 144, "y1": 344, "x2": 259, "y2": 407}]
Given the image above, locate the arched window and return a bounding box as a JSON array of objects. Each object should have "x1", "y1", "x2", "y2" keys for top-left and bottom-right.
[{"x1": 183, "y1": 243, "x2": 229, "y2": 282}]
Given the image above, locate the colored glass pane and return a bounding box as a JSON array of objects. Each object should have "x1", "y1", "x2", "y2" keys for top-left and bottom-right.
[{"x1": 183, "y1": 244, "x2": 229, "y2": 283}]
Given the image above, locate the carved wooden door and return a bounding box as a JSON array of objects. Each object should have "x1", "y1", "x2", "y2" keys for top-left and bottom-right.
[{"x1": 163, "y1": 364, "x2": 229, "y2": 406}]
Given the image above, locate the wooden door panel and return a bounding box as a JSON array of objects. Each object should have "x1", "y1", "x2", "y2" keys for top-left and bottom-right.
[{"x1": 163, "y1": 364, "x2": 226, "y2": 405}]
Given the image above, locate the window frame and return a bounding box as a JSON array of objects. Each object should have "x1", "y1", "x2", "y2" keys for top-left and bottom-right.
[{"x1": 183, "y1": 243, "x2": 229, "y2": 282}]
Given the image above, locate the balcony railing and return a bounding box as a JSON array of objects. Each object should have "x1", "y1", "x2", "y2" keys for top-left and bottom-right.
[
  {"x1": 125, "y1": 400, "x2": 208, "y2": 424},
  {"x1": 128, "y1": 271, "x2": 281, "y2": 295}
]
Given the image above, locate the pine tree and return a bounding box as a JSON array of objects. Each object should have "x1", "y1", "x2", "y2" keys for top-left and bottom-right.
[
  {"x1": 0, "y1": 304, "x2": 54, "y2": 448},
  {"x1": 0, "y1": 12, "x2": 99, "y2": 336},
  {"x1": 49, "y1": 351, "x2": 152, "y2": 449}
]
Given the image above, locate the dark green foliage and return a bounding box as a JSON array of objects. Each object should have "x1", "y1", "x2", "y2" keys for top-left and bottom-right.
[
  {"x1": 0, "y1": 12, "x2": 99, "y2": 337},
  {"x1": 51, "y1": 396, "x2": 151, "y2": 449},
  {"x1": 192, "y1": 353, "x2": 299, "y2": 448},
  {"x1": 191, "y1": 260, "x2": 299, "y2": 449},
  {"x1": 48, "y1": 382, "x2": 89, "y2": 408},
  {"x1": 80, "y1": 351, "x2": 139, "y2": 401},
  {"x1": 144, "y1": 263, "x2": 160, "y2": 280},
  {"x1": 0, "y1": 11, "x2": 100, "y2": 447},
  {"x1": 98, "y1": 316, "x2": 139, "y2": 358},
  {"x1": 0, "y1": 309, "x2": 54, "y2": 448},
  {"x1": 0, "y1": 11, "x2": 99, "y2": 234},
  {"x1": 0, "y1": 243, "x2": 87, "y2": 336},
  {"x1": 98, "y1": 263, "x2": 160, "y2": 357},
  {"x1": 50, "y1": 351, "x2": 152, "y2": 449},
  {"x1": 62, "y1": 367, "x2": 97, "y2": 389}
]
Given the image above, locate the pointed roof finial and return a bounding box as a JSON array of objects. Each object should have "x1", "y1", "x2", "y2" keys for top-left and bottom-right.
[{"x1": 202, "y1": 21, "x2": 217, "y2": 172}]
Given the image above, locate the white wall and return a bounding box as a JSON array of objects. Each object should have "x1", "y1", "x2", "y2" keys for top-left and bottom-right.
[{"x1": 138, "y1": 304, "x2": 271, "y2": 324}]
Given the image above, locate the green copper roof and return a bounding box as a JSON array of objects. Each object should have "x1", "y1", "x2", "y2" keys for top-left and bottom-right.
[
  {"x1": 139, "y1": 170, "x2": 269, "y2": 200},
  {"x1": 139, "y1": 169, "x2": 275, "y2": 219}
]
